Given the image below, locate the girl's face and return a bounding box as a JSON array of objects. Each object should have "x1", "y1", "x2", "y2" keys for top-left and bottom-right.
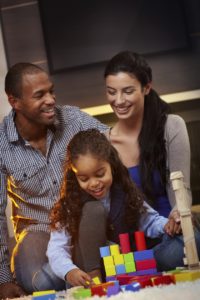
[
  {"x1": 72, "y1": 153, "x2": 113, "y2": 199},
  {"x1": 105, "y1": 72, "x2": 151, "y2": 120}
]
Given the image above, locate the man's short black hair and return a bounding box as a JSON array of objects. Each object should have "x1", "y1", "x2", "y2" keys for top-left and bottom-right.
[{"x1": 5, "y1": 62, "x2": 46, "y2": 98}]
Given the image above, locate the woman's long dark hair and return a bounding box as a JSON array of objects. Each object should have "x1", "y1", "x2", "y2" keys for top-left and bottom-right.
[
  {"x1": 104, "y1": 51, "x2": 171, "y2": 205},
  {"x1": 50, "y1": 129, "x2": 145, "y2": 241}
]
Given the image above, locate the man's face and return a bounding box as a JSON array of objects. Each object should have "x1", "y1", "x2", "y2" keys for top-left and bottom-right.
[{"x1": 14, "y1": 71, "x2": 56, "y2": 126}]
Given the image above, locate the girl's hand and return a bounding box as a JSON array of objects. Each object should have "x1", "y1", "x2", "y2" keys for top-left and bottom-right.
[
  {"x1": 65, "y1": 268, "x2": 92, "y2": 287},
  {"x1": 164, "y1": 216, "x2": 182, "y2": 236}
]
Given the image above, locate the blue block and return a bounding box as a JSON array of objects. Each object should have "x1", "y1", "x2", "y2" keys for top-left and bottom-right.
[
  {"x1": 133, "y1": 249, "x2": 154, "y2": 261},
  {"x1": 121, "y1": 282, "x2": 141, "y2": 292},
  {"x1": 32, "y1": 295, "x2": 56, "y2": 300},
  {"x1": 100, "y1": 246, "x2": 110, "y2": 257},
  {"x1": 115, "y1": 264, "x2": 126, "y2": 275}
]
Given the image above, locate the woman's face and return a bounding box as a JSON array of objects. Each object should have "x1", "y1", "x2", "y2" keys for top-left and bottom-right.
[
  {"x1": 72, "y1": 153, "x2": 113, "y2": 200},
  {"x1": 105, "y1": 72, "x2": 151, "y2": 120}
]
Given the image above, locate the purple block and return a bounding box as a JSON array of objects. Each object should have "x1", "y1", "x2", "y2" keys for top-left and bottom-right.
[
  {"x1": 107, "y1": 285, "x2": 120, "y2": 297},
  {"x1": 135, "y1": 268, "x2": 159, "y2": 276},
  {"x1": 106, "y1": 276, "x2": 116, "y2": 282},
  {"x1": 134, "y1": 249, "x2": 154, "y2": 261}
]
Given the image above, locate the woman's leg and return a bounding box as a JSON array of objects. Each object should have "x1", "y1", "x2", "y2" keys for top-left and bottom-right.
[
  {"x1": 12, "y1": 231, "x2": 65, "y2": 293},
  {"x1": 153, "y1": 229, "x2": 200, "y2": 271}
]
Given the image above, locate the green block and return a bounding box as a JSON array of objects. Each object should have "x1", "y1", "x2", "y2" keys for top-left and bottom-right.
[
  {"x1": 123, "y1": 253, "x2": 134, "y2": 263},
  {"x1": 125, "y1": 261, "x2": 136, "y2": 273},
  {"x1": 73, "y1": 288, "x2": 91, "y2": 299}
]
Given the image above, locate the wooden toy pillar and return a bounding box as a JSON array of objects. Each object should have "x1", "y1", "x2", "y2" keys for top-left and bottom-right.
[{"x1": 170, "y1": 171, "x2": 199, "y2": 269}]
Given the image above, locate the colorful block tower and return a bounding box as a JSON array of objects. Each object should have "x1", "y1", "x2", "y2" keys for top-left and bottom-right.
[{"x1": 100, "y1": 231, "x2": 158, "y2": 280}]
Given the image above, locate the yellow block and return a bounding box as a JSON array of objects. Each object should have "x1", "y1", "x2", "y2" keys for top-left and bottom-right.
[
  {"x1": 93, "y1": 276, "x2": 101, "y2": 284},
  {"x1": 105, "y1": 265, "x2": 116, "y2": 276},
  {"x1": 113, "y1": 254, "x2": 124, "y2": 265},
  {"x1": 33, "y1": 290, "x2": 55, "y2": 296},
  {"x1": 110, "y1": 244, "x2": 120, "y2": 256},
  {"x1": 175, "y1": 270, "x2": 200, "y2": 282},
  {"x1": 103, "y1": 256, "x2": 114, "y2": 265}
]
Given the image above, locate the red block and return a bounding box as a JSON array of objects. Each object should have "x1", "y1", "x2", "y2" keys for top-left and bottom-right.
[
  {"x1": 116, "y1": 274, "x2": 136, "y2": 285},
  {"x1": 91, "y1": 281, "x2": 115, "y2": 296},
  {"x1": 91, "y1": 285, "x2": 106, "y2": 296},
  {"x1": 152, "y1": 275, "x2": 175, "y2": 286},
  {"x1": 119, "y1": 233, "x2": 131, "y2": 254},
  {"x1": 130, "y1": 278, "x2": 153, "y2": 288},
  {"x1": 136, "y1": 259, "x2": 157, "y2": 271},
  {"x1": 134, "y1": 231, "x2": 147, "y2": 251}
]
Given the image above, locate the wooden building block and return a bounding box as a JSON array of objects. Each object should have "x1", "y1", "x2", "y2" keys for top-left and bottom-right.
[
  {"x1": 100, "y1": 246, "x2": 110, "y2": 257},
  {"x1": 125, "y1": 261, "x2": 136, "y2": 273},
  {"x1": 105, "y1": 265, "x2": 116, "y2": 276},
  {"x1": 152, "y1": 274, "x2": 175, "y2": 286},
  {"x1": 123, "y1": 252, "x2": 134, "y2": 263},
  {"x1": 103, "y1": 255, "x2": 114, "y2": 265},
  {"x1": 134, "y1": 249, "x2": 154, "y2": 261},
  {"x1": 113, "y1": 254, "x2": 124, "y2": 265},
  {"x1": 116, "y1": 264, "x2": 126, "y2": 274},
  {"x1": 175, "y1": 270, "x2": 200, "y2": 282},
  {"x1": 136, "y1": 258, "x2": 157, "y2": 271},
  {"x1": 110, "y1": 244, "x2": 120, "y2": 256}
]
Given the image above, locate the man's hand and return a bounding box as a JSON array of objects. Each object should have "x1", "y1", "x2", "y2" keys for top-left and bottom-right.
[
  {"x1": 65, "y1": 268, "x2": 92, "y2": 287},
  {"x1": 0, "y1": 282, "x2": 26, "y2": 299}
]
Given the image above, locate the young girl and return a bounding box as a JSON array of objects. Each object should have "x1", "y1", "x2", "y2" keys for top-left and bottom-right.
[{"x1": 47, "y1": 129, "x2": 198, "y2": 288}]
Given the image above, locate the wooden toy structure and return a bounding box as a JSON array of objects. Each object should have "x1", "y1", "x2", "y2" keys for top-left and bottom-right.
[{"x1": 170, "y1": 171, "x2": 200, "y2": 269}]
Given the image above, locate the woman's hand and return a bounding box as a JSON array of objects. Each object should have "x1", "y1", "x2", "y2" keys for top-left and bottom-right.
[{"x1": 65, "y1": 268, "x2": 92, "y2": 287}]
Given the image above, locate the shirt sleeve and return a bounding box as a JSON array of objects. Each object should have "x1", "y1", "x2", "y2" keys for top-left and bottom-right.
[
  {"x1": 0, "y1": 161, "x2": 14, "y2": 284},
  {"x1": 46, "y1": 228, "x2": 78, "y2": 281},
  {"x1": 139, "y1": 201, "x2": 168, "y2": 238},
  {"x1": 165, "y1": 115, "x2": 191, "y2": 209},
  {"x1": 78, "y1": 109, "x2": 108, "y2": 132}
]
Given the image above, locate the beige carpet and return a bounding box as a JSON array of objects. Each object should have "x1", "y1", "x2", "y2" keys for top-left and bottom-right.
[{"x1": 10, "y1": 279, "x2": 200, "y2": 300}]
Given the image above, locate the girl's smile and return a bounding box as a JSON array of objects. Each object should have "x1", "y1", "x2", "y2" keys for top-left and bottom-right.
[{"x1": 72, "y1": 153, "x2": 113, "y2": 200}]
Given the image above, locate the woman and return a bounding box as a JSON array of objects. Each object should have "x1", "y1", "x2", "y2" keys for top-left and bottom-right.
[{"x1": 104, "y1": 50, "x2": 191, "y2": 220}]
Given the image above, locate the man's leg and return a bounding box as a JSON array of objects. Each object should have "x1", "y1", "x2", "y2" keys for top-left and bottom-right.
[
  {"x1": 12, "y1": 231, "x2": 65, "y2": 293},
  {"x1": 73, "y1": 201, "x2": 107, "y2": 278}
]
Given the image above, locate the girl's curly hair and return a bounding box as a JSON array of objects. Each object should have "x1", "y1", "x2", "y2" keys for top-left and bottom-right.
[{"x1": 50, "y1": 129, "x2": 145, "y2": 241}]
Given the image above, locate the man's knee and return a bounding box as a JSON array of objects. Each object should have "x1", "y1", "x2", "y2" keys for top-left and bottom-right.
[
  {"x1": 32, "y1": 263, "x2": 65, "y2": 292},
  {"x1": 12, "y1": 231, "x2": 50, "y2": 293}
]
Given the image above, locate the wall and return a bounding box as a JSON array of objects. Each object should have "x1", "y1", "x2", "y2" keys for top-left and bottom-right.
[{"x1": 0, "y1": 0, "x2": 200, "y2": 109}]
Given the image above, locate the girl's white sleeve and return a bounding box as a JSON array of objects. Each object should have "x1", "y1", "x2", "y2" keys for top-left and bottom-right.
[
  {"x1": 46, "y1": 228, "x2": 78, "y2": 280},
  {"x1": 139, "y1": 201, "x2": 168, "y2": 238}
]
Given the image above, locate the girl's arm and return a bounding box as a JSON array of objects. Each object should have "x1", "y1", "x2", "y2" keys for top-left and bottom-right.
[
  {"x1": 139, "y1": 201, "x2": 168, "y2": 238},
  {"x1": 46, "y1": 228, "x2": 78, "y2": 280}
]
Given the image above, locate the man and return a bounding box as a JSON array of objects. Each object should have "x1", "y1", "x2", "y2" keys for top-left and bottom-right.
[{"x1": 0, "y1": 63, "x2": 107, "y2": 299}]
